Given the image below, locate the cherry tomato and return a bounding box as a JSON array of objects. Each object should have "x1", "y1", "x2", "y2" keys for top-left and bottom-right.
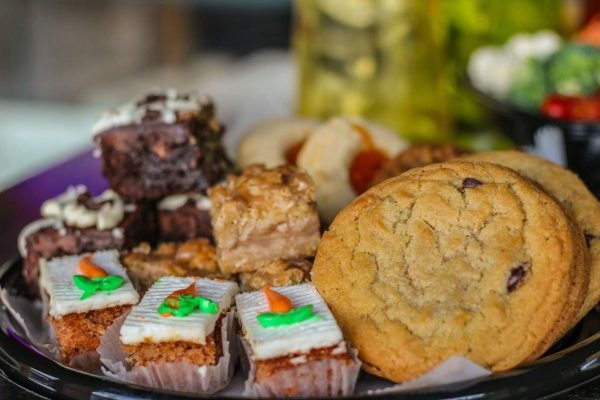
[
  {"x1": 570, "y1": 97, "x2": 600, "y2": 120},
  {"x1": 541, "y1": 95, "x2": 572, "y2": 120}
]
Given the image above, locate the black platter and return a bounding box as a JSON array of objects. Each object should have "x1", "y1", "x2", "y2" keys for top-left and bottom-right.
[{"x1": 2, "y1": 258, "x2": 600, "y2": 400}]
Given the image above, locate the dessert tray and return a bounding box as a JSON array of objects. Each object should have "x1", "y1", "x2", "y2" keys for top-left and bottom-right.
[
  {"x1": 3, "y1": 257, "x2": 600, "y2": 399},
  {"x1": 2, "y1": 89, "x2": 600, "y2": 399}
]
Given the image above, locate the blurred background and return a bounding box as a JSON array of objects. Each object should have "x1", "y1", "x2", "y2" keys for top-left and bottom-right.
[{"x1": 0, "y1": 0, "x2": 598, "y2": 192}]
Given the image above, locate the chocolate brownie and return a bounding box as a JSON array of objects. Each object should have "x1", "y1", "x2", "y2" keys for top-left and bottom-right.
[
  {"x1": 157, "y1": 193, "x2": 213, "y2": 242},
  {"x1": 19, "y1": 186, "x2": 156, "y2": 296},
  {"x1": 93, "y1": 90, "x2": 233, "y2": 201}
]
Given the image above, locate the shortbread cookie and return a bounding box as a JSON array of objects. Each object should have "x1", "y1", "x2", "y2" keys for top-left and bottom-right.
[
  {"x1": 466, "y1": 151, "x2": 599, "y2": 322},
  {"x1": 312, "y1": 161, "x2": 587, "y2": 383}
]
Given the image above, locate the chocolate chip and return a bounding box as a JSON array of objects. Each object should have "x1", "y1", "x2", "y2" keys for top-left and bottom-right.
[
  {"x1": 281, "y1": 172, "x2": 293, "y2": 185},
  {"x1": 507, "y1": 266, "x2": 526, "y2": 293},
  {"x1": 462, "y1": 178, "x2": 483, "y2": 189},
  {"x1": 585, "y1": 233, "x2": 595, "y2": 248}
]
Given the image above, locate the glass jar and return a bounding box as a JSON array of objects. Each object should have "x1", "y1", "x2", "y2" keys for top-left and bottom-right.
[{"x1": 293, "y1": 0, "x2": 450, "y2": 143}]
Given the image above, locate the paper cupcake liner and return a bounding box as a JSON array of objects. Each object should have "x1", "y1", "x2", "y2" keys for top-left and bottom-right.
[
  {"x1": 240, "y1": 338, "x2": 361, "y2": 397},
  {"x1": 98, "y1": 310, "x2": 236, "y2": 394},
  {"x1": 1, "y1": 286, "x2": 121, "y2": 373},
  {"x1": 40, "y1": 288, "x2": 102, "y2": 371}
]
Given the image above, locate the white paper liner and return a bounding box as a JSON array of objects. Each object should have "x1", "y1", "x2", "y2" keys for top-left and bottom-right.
[
  {"x1": 367, "y1": 356, "x2": 491, "y2": 394},
  {"x1": 1, "y1": 288, "x2": 59, "y2": 359},
  {"x1": 240, "y1": 338, "x2": 361, "y2": 397},
  {"x1": 98, "y1": 310, "x2": 236, "y2": 394},
  {"x1": 0, "y1": 288, "x2": 117, "y2": 372}
]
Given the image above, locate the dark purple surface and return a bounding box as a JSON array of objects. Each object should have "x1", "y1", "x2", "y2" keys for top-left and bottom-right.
[{"x1": 0, "y1": 150, "x2": 108, "y2": 265}]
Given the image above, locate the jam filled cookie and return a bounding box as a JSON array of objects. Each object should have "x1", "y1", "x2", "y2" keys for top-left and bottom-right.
[{"x1": 312, "y1": 161, "x2": 587, "y2": 383}]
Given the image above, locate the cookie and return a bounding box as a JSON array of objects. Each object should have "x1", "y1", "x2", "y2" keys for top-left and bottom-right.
[
  {"x1": 465, "y1": 151, "x2": 599, "y2": 322},
  {"x1": 369, "y1": 144, "x2": 470, "y2": 188},
  {"x1": 312, "y1": 161, "x2": 587, "y2": 383}
]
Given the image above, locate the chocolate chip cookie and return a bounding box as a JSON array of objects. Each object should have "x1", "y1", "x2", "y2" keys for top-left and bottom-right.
[
  {"x1": 466, "y1": 151, "x2": 599, "y2": 324},
  {"x1": 312, "y1": 161, "x2": 587, "y2": 383}
]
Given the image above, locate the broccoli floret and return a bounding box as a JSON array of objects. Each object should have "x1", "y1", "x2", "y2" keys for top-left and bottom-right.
[
  {"x1": 507, "y1": 58, "x2": 548, "y2": 112},
  {"x1": 546, "y1": 44, "x2": 600, "y2": 96}
]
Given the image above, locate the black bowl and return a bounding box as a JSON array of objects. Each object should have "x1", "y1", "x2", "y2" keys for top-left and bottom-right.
[{"x1": 466, "y1": 81, "x2": 600, "y2": 198}]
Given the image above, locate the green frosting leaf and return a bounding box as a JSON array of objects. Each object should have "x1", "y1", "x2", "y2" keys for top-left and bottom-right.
[
  {"x1": 73, "y1": 275, "x2": 125, "y2": 300},
  {"x1": 158, "y1": 294, "x2": 219, "y2": 318},
  {"x1": 257, "y1": 304, "x2": 322, "y2": 328}
]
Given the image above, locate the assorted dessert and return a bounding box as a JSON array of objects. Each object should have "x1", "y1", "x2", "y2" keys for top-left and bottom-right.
[
  {"x1": 18, "y1": 185, "x2": 155, "y2": 296},
  {"x1": 236, "y1": 284, "x2": 360, "y2": 397},
  {"x1": 100, "y1": 277, "x2": 239, "y2": 393},
  {"x1": 12, "y1": 89, "x2": 600, "y2": 396},
  {"x1": 40, "y1": 250, "x2": 139, "y2": 365},
  {"x1": 238, "y1": 116, "x2": 409, "y2": 222}
]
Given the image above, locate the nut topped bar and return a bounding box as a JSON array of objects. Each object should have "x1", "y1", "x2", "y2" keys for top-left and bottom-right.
[
  {"x1": 208, "y1": 164, "x2": 321, "y2": 274},
  {"x1": 40, "y1": 250, "x2": 139, "y2": 363},
  {"x1": 19, "y1": 185, "x2": 155, "y2": 296},
  {"x1": 93, "y1": 90, "x2": 233, "y2": 201},
  {"x1": 122, "y1": 239, "x2": 233, "y2": 293}
]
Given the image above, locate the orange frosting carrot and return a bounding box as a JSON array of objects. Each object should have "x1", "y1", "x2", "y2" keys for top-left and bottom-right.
[
  {"x1": 79, "y1": 255, "x2": 108, "y2": 278},
  {"x1": 166, "y1": 282, "x2": 197, "y2": 301},
  {"x1": 263, "y1": 285, "x2": 293, "y2": 313}
]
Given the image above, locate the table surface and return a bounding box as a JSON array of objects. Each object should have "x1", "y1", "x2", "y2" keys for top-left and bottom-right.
[{"x1": 2, "y1": 154, "x2": 600, "y2": 400}]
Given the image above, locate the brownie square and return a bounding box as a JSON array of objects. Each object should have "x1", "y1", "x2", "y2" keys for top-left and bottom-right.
[
  {"x1": 20, "y1": 186, "x2": 156, "y2": 296},
  {"x1": 208, "y1": 164, "x2": 321, "y2": 274},
  {"x1": 157, "y1": 193, "x2": 213, "y2": 242},
  {"x1": 93, "y1": 91, "x2": 233, "y2": 201}
]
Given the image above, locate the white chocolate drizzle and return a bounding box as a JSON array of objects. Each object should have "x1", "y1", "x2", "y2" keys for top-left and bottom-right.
[
  {"x1": 41, "y1": 186, "x2": 127, "y2": 230},
  {"x1": 91, "y1": 89, "x2": 211, "y2": 135},
  {"x1": 158, "y1": 193, "x2": 212, "y2": 211}
]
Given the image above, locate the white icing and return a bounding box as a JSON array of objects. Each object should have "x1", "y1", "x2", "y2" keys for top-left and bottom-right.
[
  {"x1": 40, "y1": 185, "x2": 87, "y2": 217},
  {"x1": 39, "y1": 250, "x2": 139, "y2": 318},
  {"x1": 17, "y1": 218, "x2": 63, "y2": 257},
  {"x1": 91, "y1": 90, "x2": 211, "y2": 134},
  {"x1": 40, "y1": 187, "x2": 127, "y2": 230},
  {"x1": 158, "y1": 193, "x2": 212, "y2": 211},
  {"x1": 235, "y1": 284, "x2": 344, "y2": 360},
  {"x1": 120, "y1": 277, "x2": 239, "y2": 345}
]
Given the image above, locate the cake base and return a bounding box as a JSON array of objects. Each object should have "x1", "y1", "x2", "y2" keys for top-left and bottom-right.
[
  {"x1": 240, "y1": 338, "x2": 361, "y2": 397},
  {"x1": 49, "y1": 304, "x2": 132, "y2": 363},
  {"x1": 99, "y1": 310, "x2": 236, "y2": 394}
]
